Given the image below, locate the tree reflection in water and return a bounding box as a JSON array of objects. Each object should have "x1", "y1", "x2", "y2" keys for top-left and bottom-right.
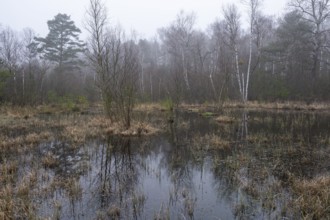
[{"x1": 35, "y1": 110, "x2": 329, "y2": 219}]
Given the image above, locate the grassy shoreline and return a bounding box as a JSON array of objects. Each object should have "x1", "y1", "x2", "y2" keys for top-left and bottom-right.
[
  {"x1": 1, "y1": 100, "x2": 330, "y2": 115},
  {"x1": 180, "y1": 101, "x2": 330, "y2": 112},
  {"x1": 133, "y1": 101, "x2": 330, "y2": 114}
]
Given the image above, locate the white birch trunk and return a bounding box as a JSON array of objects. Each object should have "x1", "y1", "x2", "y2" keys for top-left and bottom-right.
[
  {"x1": 234, "y1": 45, "x2": 243, "y2": 99},
  {"x1": 22, "y1": 70, "x2": 25, "y2": 98},
  {"x1": 140, "y1": 55, "x2": 145, "y2": 93},
  {"x1": 181, "y1": 49, "x2": 190, "y2": 90},
  {"x1": 245, "y1": 30, "x2": 253, "y2": 103},
  {"x1": 150, "y1": 72, "x2": 153, "y2": 99}
]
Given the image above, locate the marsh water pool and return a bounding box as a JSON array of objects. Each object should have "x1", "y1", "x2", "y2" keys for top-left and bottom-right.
[{"x1": 1, "y1": 108, "x2": 330, "y2": 219}]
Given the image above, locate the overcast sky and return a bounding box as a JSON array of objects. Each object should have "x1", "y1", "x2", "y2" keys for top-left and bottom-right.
[{"x1": 0, "y1": 0, "x2": 288, "y2": 39}]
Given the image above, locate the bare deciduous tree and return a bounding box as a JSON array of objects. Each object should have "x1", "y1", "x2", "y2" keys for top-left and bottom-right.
[
  {"x1": 86, "y1": 0, "x2": 139, "y2": 128},
  {"x1": 244, "y1": 0, "x2": 261, "y2": 102},
  {"x1": 290, "y1": 0, "x2": 330, "y2": 79},
  {"x1": 160, "y1": 11, "x2": 196, "y2": 91},
  {"x1": 0, "y1": 27, "x2": 21, "y2": 103},
  {"x1": 223, "y1": 1, "x2": 261, "y2": 103},
  {"x1": 223, "y1": 4, "x2": 244, "y2": 101}
]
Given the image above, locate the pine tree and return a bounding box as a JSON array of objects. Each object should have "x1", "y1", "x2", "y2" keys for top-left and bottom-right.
[{"x1": 35, "y1": 13, "x2": 85, "y2": 71}]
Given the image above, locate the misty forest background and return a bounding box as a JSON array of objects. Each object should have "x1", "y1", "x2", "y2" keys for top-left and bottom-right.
[{"x1": 1, "y1": 0, "x2": 330, "y2": 110}]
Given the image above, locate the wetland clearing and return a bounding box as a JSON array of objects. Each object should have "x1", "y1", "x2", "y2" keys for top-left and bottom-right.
[{"x1": 0, "y1": 104, "x2": 329, "y2": 219}]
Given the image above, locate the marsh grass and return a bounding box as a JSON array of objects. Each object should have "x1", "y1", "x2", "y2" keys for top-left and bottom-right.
[
  {"x1": 25, "y1": 131, "x2": 53, "y2": 145},
  {"x1": 42, "y1": 152, "x2": 59, "y2": 168},
  {"x1": 201, "y1": 111, "x2": 214, "y2": 117},
  {"x1": 215, "y1": 115, "x2": 235, "y2": 123},
  {"x1": 292, "y1": 175, "x2": 330, "y2": 219},
  {"x1": 222, "y1": 101, "x2": 330, "y2": 111},
  {"x1": 46, "y1": 176, "x2": 82, "y2": 200},
  {"x1": 107, "y1": 205, "x2": 121, "y2": 219},
  {"x1": 192, "y1": 133, "x2": 231, "y2": 151},
  {"x1": 53, "y1": 200, "x2": 62, "y2": 220},
  {"x1": 246, "y1": 133, "x2": 270, "y2": 144},
  {"x1": 132, "y1": 192, "x2": 146, "y2": 214},
  {"x1": 64, "y1": 178, "x2": 82, "y2": 200},
  {"x1": 0, "y1": 185, "x2": 15, "y2": 218},
  {"x1": 179, "y1": 101, "x2": 330, "y2": 112},
  {"x1": 0, "y1": 172, "x2": 38, "y2": 219},
  {"x1": 0, "y1": 103, "x2": 329, "y2": 219},
  {"x1": 153, "y1": 203, "x2": 170, "y2": 220},
  {"x1": 0, "y1": 105, "x2": 161, "y2": 155},
  {"x1": 184, "y1": 195, "x2": 196, "y2": 218},
  {"x1": 0, "y1": 161, "x2": 19, "y2": 187},
  {"x1": 134, "y1": 103, "x2": 164, "y2": 112}
]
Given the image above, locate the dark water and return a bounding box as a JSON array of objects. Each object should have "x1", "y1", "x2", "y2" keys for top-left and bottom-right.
[{"x1": 33, "y1": 110, "x2": 330, "y2": 219}]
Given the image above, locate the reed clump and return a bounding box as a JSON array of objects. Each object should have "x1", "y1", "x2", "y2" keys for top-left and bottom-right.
[
  {"x1": 193, "y1": 133, "x2": 231, "y2": 151},
  {"x1": 42, "y1": 152, "x2": 59, "y2": 168},
  {"x1": 134, "y1": 103, "x2": 163, "y2": 112},
  {"x1": 107, "y1": 205, "x2": 121, "y2": 219},
  {"x1": 64, "y1": 178, "x2": 82, "y2": 200},
  {"x1": 292, "y1": 175, "x2": 330, "y2": 219},
  {"x1": 215, "y1": 115, "x2": 235, "y2": 123}
]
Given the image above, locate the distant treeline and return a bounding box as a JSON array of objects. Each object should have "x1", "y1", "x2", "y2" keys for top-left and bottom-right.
[{"x1": 1, "y1": 0, "x2": 330, "y2": 107}]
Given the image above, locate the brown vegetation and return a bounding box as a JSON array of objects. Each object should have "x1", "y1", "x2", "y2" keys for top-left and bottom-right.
[
  {"x1": 215, "y1": 115, "x2": 235, "y2": 123},
  {"x1": 222, "y1": 101, "x2": 330, "y2": 111},
  {"x1": 292, "y1": 175, "x2": 330, "y2": 219},
  {"x1": 0, "y1": 103, "x2": 329, "y2": 219},
  {"x1": 180, "y1": 101, "x2": 330, "y2": 112}
]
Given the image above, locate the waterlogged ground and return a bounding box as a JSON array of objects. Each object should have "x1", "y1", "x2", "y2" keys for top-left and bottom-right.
[{"x1": 0, "y1": 106, "x2": 330, "y2": 219}]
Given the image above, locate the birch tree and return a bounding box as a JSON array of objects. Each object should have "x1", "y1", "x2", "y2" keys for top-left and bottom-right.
[
  {"x1": 244, "y1": 0, "x2": 261, "y2": 102},
  {"x1": 223, "y1": 1, "x2": 261, "y2": 103},
  {"x1": 159, "y1": 11, "x2": 196, "y2": 92},
  {"x1": 223, "y1": 4, "x2": 244, "y2": 101}
]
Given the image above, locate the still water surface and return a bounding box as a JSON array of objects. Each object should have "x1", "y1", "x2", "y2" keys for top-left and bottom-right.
[{"x1": 35, "y1": 110, "x2": 330, "y2": 219}]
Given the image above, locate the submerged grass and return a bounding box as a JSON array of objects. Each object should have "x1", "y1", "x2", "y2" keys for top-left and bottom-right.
[{"x1": 192, "y1": 133, "x2": 231, "y2": 151}]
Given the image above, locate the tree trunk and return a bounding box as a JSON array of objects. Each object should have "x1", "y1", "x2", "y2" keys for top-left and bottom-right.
[
  {"x1": 234, "y1": 45, "x2": 243, "y2": 100},
  {"x1": 245, "y1": 28, "x2": 253, "y2": 103}
]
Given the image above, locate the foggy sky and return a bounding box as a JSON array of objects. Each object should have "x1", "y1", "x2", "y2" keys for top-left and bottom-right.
[{"x1": 0, "y1": 0, "x2": 288, "y2": 39}]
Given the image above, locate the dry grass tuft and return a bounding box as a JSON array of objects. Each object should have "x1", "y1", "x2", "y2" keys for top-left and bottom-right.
[
  {"x1": 16, "y1": 179, "x2": 30, "y2": 198},
  {"x1": 179, "y1": 101, "x2": 330, "y2": 112},
  {"x1": 124, "y1": 122, "x2": 159, "y2": 137},
  {"x1": 0, "y1": 136, "x2": 25, "y2": 150},
  {"x1": 0, "y1": 185, "x2": 15, "y2": 217},
  {"x1": 104, "y1": 121, "x2": 159, "y2": 137},
  {"x1": 107, "y1": 205, "x2": 121, "y2": 219},
  {"x1": 64, "y1": 178, "x2": 82, "y2": 200},
  {"x1": 221, "y1": 101, "x2": 330, "y2": 111},
  {"x1": 192, "y1": 133, "x2": 231, "y2": 151},
  {"x1": 0, "y1": 161, "x2": 18, "y2": 177},
  {"x1": 42, "y1": 152, "x2": 58, "y2": 169},
  {"x1": 247, "y1": 133, "x2": 269, "y2": 144},
  {"x1": 25, "y1": 131, "x2": 52, "y2": 145},
  {"x1": 215, "y1": 115, "x2": 235, "y2": 123},
  {"x1": 64, "y1": 126, "x2": 87, "y2": 143},
  {"x1": 1, "y1": 105, "x2": 36, "y2": 118},
  {"x1": 134, "y1": 103, "x2": 163, "y2": 112},
  {"x1": 208, "y1": 134, "x2": 231, "y2": 149},
  {"x1": 292, "y1": 175, "x2": 330, "y2": 219}
]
